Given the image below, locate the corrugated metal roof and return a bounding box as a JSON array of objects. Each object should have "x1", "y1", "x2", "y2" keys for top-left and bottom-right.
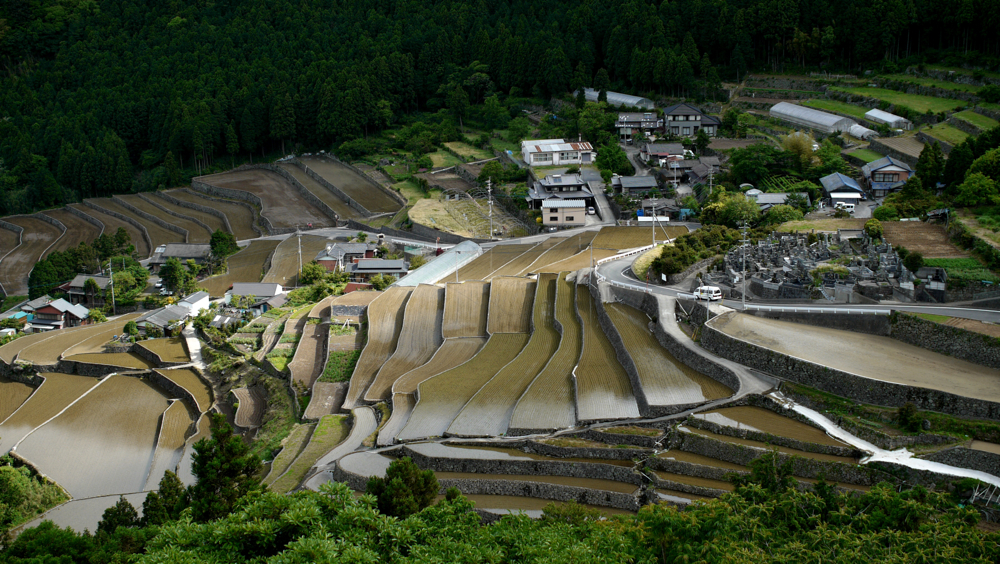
[
  {"x1": 769, "y1": 102, "x2": 855, "y2": 133},
  {"x1": 394, "y1": 241, "x2": 482, "y2": 287},
  {"x1": 581, "y1": 88, "x2": 654, "y2": 109}
]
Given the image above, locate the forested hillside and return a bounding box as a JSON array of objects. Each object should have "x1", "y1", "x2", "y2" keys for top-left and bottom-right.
[{"x1": 0, "y1": 0, "x2": 998, "y2": 215}]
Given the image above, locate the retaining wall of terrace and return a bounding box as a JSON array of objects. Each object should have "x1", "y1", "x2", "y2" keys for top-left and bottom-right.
[
  {"x1": 0, "y1": 365, "x2": 43, "y2": 387},
  {"x1": 445, "y1": 439, "x2": 651, "y2": 461},
  {"x1": 700, "y1": 314, "x2": 1000, "y2": 422},
  {"x1": 133, "y1": 341, "x2": 189, "y2": 368},
  {"x1": 55, "y1": 359, "x2": 127, "y2": 377},
  {"x1": 916, "y1": 132, "x2": 955, "y2": 155},
  {"x1": 867, "y1": 138, "x2": 921, "y2": 168},
  {"x1": 83, "y1": 200, "x2": 154, "y2": 255},
  {"x1": 329, "y1": 305, "x2": 367, "y2": 318},
  {"x1": 64, "y1": 205, "x2": 106, "y2": 235},
  {"x1": 162, "y1": 189, "x2": 253, "y2": 237},
  {"x1": 137, "y1": 194, "x2": 214, "y2": 236},
  {"x1": 290, "y1": 158, "x2": 372, "y2": 217},
  {"x1": 325, "y1": 154, "x2": 409, "y2": 209},
  {"x1": 111, "y1": 196, "x2": 189, "y2": 242},
  {"x1": 264, "y1": 162, "x2": 342, "y2": 224},
  {"x1": 921, "y1": 446, "x2": 1000, "y2": 478},
  {"x1": 0, "y1": 218, "x2": 25, "y2": 238},
  {"x1": 149, "y1": 370, "x2": 202, "y2": 415},
  {"x1": 190, "y1": 179, "x2": 281, "y2": 235},
  {"x1": 683, "y1": 416, "x2": 863, "y2": 458},
  {"x1": 29, "y1": 212, "x2": 67, "y2": 235},
  {"x1": 579, "y1": 428, "x2": 663, "y2": 449}
]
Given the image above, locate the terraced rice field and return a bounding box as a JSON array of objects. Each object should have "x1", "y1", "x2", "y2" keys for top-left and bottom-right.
[
  {"x1": 378, "y1": 393, "x2": 416, "y2": 446},
  {"x1": 523, "y1": 232, "x2": 598, "y2": 273},
  {"x1": 87, "y1": 199, "x2": 183, "y2": 249},
  {"x1": 433, "y1": 471, "x2": 640, "y2": 494},
  {"x1": 299, "y1": 157, "x2": 402, "y2": 214},
  {"x1": 0, "y1": 225, "x2": 19, "y2": 261},
  {"x1": 680, "y1": 426, "x2": 857, "y2": 464},
  {"x1": 592, "y1": 225, "x2": 688, "y2": 249},
  {"x1": 606, "y1": 304, "x2": 732, "y2": 406},
  {"x1": 233, "y1": 386, "x2": 267, "y2": 427},
  {"x1": 0, "y1": 216, "x2": 63, "y2": 295},
  {"x1": 0, "y1": 373, "x2": 102, "y2": 454},
  {"x1": 486, "y1": 277, "x2": 536, "y2": 334},
  {"x1": 277, "y1": 163, "x2": 362, "y2": 220},
  {"x1": 343, "y1": 287, "x2": 412, "y2": 409},
  {"x1": 20, "y1": 313, "x2": 142, "y2": 363},
  {"x1": 118, "y1": 194, "x2": 212, "y2": 243},
  {"x1": 150, "y1": 193, "x2": 229, "y2": 235},
  {"x1": 304, "y1": 381, "x2": 348, "y2": 420},
  {"x1": 144, "y1": 400, "x2": 194, "y2": 490},
  {"x1": 653, "y1": 470, "x2": 734, "y2": 492},
  {"x1": 397, "y1": 333, "x2": 529, "y2": 441},
  {"x1": 199, "y1": 239, "x2": 280, "y2": 296},
  {"x1": 198, "y1": 169, "x2": 335, "y2": 228},
  {"x1": 16, "y1": 375, "x2": 169, "y2": 498},
  {"x1": 882, "y1": 221, "x2": 967, "y2": 258},
  {"x1": 68, "y1": 204, "x2": 150, "y2": 257},
  {"x1": 156, "y1": 368, "x2": 212, "y2": 412},
  {"x1": 176, "y1": 413, "x2": 211, "y2": 484},
  {"x1": 448, "y1": 274, "x2": 560, "y2": 437},
  {"x1": 441, "y1": 281, "x2": 489, "y2": 338},
  {"x1": 289, "y1": 322, "x2": 326, "y2": 390},
  {"x1": 0, "y1": 376, "x2": 34, "y2": 422},
  {"x1": 333, "y1": 290, "x2": 383, "y2": 306},
  {"x1": 139, "y1": 337, "x2": 189, "y2": 364},
  {"x1": 510, "y1": 273, "x2": 580, "y2": 431},
  {"x1": 486, "y1": 239, "x2": 561, "y2": 277},
  {"x1": 309, "y1": 295, "x2": 338, "y2": 319},
  {"x1": 447, "y1": 244, "x2": 536, "y2": 282},
  {"x1": 391, "y1": 338, "x2": 489, "y2": 396},
  {"x1": 41, "y1": 208, "x2": 102, "y2": 253},
  {"x1": 269, "y1": 414, "x2": 350, "y2": 494},
  {"x1": 574, "y1": 287, "x2": 639, "y2": 421},
  {"x1": 538, "y1": 248, "x2": 618, "y2": 272},
  {"x1": 264, "y1": 423, "x2": 314, "y2": 485},
  {"x1": 0, "y1": 325, "x2": 84, "y2": 364},
  {"x1": 364, "y1": 285, "x2": 445, "y2": 402},
  {"x1": 693, "y1": 406, "x2": 844, "y2": 447},
  {"x1": 64, "y1": 351, "x2": 155, "y2": 370},
  {"x1": 166, "y1": 189, "x2": 258, "y2": 240},
  {"x1": 261, "y1": 234, "x2": 331, "y2": 286}
]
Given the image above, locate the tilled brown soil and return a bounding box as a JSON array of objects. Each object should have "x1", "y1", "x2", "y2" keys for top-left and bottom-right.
[
  {"x1": 0, "y1": 216, "x2": 63, "y2": 295},
  {"x1": 119, "y1": 194, "x2": 212, "y2": 243},
  {"x1": 300, "y1": 157, "x2": 401, "y2": 214},
  {"x1": 68, "y1": 204, "x2": 150, "y2": 257},
  {"x1": 166, "y1": 189, "x2": 258, "y2": 240},
  {"x1": 87, "y1": 198, "x2": 183, "y2": 249},
  {"x1": 41, "y1": 208, "x2": 102, "y2": 254},
  {"x1": 150, "y1": 193, "x2": 229, "y2": 235},
  {"x1": 278, "y1": 163, "x2": 363, "y2": 220},
  {"x1": 198, "y1": 169, "x2": 335, "y2": 228}
]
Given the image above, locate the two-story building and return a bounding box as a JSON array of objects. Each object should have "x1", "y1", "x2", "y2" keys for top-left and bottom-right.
[
  {"x1": 314, "y1": 243, "x2": 377, "y2": 272},
  {"x1": 64, "y1": 274, "x2": 113, "y2": 306},
  {"x1": 820, "y1": 172, "x2": 867, "y2": 207},
  {"x1": 641, "y1": 142, "x2": 685, "y2": 165},
  {"x1": 861, "y1": 157, "x2": 914, "y2": 197},
  {"x1": 617, "y1": 112, "x2": 664, "y2": 141},
  {"x1": 662, "y1": 103, "x2": 720, "y2": 137},
  {"x1": 345, "y1": 259, "x2": 409, "y2": 283},
  {"x1": 526, "y1": 173, "x2": 596, "y2": 210},
  {"x1": 148, "y1": 243, "x2": 213, "y2": 273},
  {"x1": 520, "y1": 139, "x2": 595, "y2": 166},
  {"x1": 25, "y1": 298, "x2": 90, "y2": 332},
  {"x1": 541, "y1": 200, "x2": 587, "y2": 227}
]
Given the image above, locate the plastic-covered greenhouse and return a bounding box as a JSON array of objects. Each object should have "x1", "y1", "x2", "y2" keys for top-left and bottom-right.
[
  {"x1": 393, "y1": 240, "x2": 482, "y2": 286},
  {"x1": 581, "y1": 88, "x2": 654, "y2": 110},
  {"x1": 848, "y1": 124, "x2": 878, "y2": 140},
  {"x1": 769, "y1": 102, "x2": 855, "y2": 133},
  {"x1": 864, "y1": 109, "x2": 912, "y2": 130}
]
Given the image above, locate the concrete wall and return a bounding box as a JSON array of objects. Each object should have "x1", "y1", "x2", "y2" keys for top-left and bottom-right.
[{"x1": 149, "y1": 370, "x2": 203, "y2": 415}]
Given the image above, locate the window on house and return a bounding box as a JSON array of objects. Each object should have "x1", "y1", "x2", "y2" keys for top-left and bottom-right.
[
  {"x1": 550, "y1": 216, "x2": 559, "y2": 222},
  {"x1": 873, "y1": 172, "x2": 898, "y2": 182},
  {"x1": 559, "y1": 152, "x2": 579, "y2": 160},
  {"x1": 534, "y1": 153, "x2": 552, "y2": 162},
  {"x1": 565, "y1": 216, "x2": 575, "y2": 221},
  {"x1": 671, "y1": 127, "x2": 679, "y2": 134},
  {"x1": 682, "y1": 127, "x2": 691, "y2": 135}
]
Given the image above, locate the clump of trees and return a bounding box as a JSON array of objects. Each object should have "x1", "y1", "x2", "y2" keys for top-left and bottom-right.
[{"x1": 27, "y1": 228, "x2": 136, "y2": 300}]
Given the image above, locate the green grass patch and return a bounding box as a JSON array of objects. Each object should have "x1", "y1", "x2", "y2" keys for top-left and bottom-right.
[
  {"x1": 279, "y1": 334, "x2": 300, "y2": 344},
  {"x1": 320, "y1": 350, "x2": 361, "y2": 383},
  {"x1": 539, "y1": 437, "x2": 612, "y2": 449},
  {"x1": 600, "y1": 426, "x2": 661, "y2": 437},
  {"x1": 443, "y1": 141, "x2": 493, "y2": 161},
  {"x1": 923, "y1": 123, "x2": 969, "y2": 146},
  {"x1": 428, "y1": 149, "x2": 463, "y2": 168},
  {"x1": 801, "y1": 99, "x2": 869, "y2": 119},
  {"x1": 249, "y1": 373, "x2": 299, "y2": 460},
  {"x1": 831, "y1": 87, "x2": 964, "y2": 113},
  {"x1": 923, "y1": 257, "x2": 999, "y2": 283},
  {"x1": 393, "y1": 179, "x2": 426, "y2": 204},
  {"x1": 263, "y1": 423, "x2": 313, "y2": 483},
  {"x1": 953, "y1": 109, "x2": 999, "y2": 130},
  {"x1": 914, "y1": 313, "x2": 952, "y2": 324},
  {"x1": 848, "y1": 148, "x2": 884, "y2": 163},
  {"x1": 882, "y1": 74, "x2": 982, "y2": 93},
  {"x1": 383, "y1": 163, "x2": 411, "y2": 180},
  {"x1": 0, "y1": 295, "x2": 27, "y2": 313},
  {"x1": 269, "y1": 414, "x2": 350, "y2": 493},
  {"x1": 0, "y1": 454, "x2": 70, "y2": 530},
  {"x1": 490, "y1": 136, "x2": 520, "y2": 155}
]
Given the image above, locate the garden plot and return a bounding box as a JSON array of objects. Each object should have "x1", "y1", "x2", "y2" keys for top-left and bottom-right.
[
  {"x1": 119, "y1": 194, "x2": 212, "y2": 243},
  {"x1": 486, "y1": 238, "x2": 563, "y2": 277},
  {"x1": 711, "y1": 313, "x2": 1000, "y2": 403},
  {"x1": 448, "y1": 274, "x2": 559, "y2": 437},
  {"x1": 165, "y1": 190, "x2": 258, "y2": 240},
  {"x1": 443, "y1": 141, "x2": 494, "y2": 161},
  {"x1": 150, "y1": 193, "x2": 229, "y2": 235},
  {"x1": 396, "y1": 333, "x2": 529, "y2": 441},
  {"x1": 264, "y1": 423, "x2": 313, "y2": 486},
  {"x1": 592, "y1": 225, "x2": 687, "y2": 250},
  {"x1": 269, "y1": 414, "x2": 349, "y2": 494},
  {"x1": 522, "y1": 232, "x2": 598, "y2": 273},
  {"x1": 446, "y1": 244, "x2": 537, "y2": 282},
  {"x1": 144, "y1": 400, "x2": 194, "y2": 490},
  {"x1": 289, "y1": 322, "x2": 326, "y2": 391},
  {"x1": 486, "y1": 277, "x2": 535, "y2": 334},
  {"x1": 606, "y1": 304, "x2": 732, "y2": 406},
  {"x1": 876, "y1": 136, "x2": 925, "y2": 160},
  {"x1": 87, "y1": 198, "x2": 183, "y2": 249},
  {"x1": 16, "y1": 375, "x2": 169, "y2": 498},
  {"x1": 300, "y1": 157, "x2": 402, "y2": 214},
  {"x1": 68, "y1": 204, "x2": 150, "y2": 257},
  {"x1": 0, "y1": 373, "x2": 109, "y2": 454},
  {"x1": 41, "y1": 208, "x2": 102, "y2": 253},
  {"x1": 882, "y1": 222, "x2": 968, "y2": 258},
  {"x1": 199, "y1": 239, "x2": 280, "y2": 296},
  {"x1": 0, "y1": 216, "x2": 63, "y2": 295},
  {"x1": 574, "y1": 287, "x2": 639, "y2": 421},
  {"x1": 261, "y1": 234, "x2": 331, "y2": 286},
  {"x1": 0, "y1": 376, "x2": 33, "y2": 423},
  {"x1": 156, "y1": 368, "x2": 212, "y2": 412},
  {"x1": 510, "y1": 273, "x2": 580, "y2": 431},
  {"x1": 277, "y1": 163, "x2": 362, "y2": 220},
  {"x1": 343, "y1": 287, "x2": 412, "y2": 409},
  {"x1": 63, "y1": 351, "x2": 156, "y2": 370},
  {"x1": 198, "y1": 169, "x2": 335, "y2": 228},
  {"x1": 441, "y1": 281, "x2": 490, "y2": 338},
  {"x1": 693, "y1": 407, "x2": 846, "y2": 447},
  {"x1": 364, "y1": 284, "x2": 444, "y2": 402},
  {"x1": 233, "y1": 387, "x2": 267, "y2": 428},
  {"x1": 138, "y1": 337, "x2": 189, "y2": 365},
  {"x1": 20, "y1": 313, "x2": 142, "y2": 364},
  {"x1": 268, "y1": 315, "x2": 306, "y2": 373}
]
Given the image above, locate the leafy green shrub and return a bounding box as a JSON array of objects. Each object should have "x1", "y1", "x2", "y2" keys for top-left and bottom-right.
[{"x1": 320, "y1": 350, "x2": 361, "y2": 383}]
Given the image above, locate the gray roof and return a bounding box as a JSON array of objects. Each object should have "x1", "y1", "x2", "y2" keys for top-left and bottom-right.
[
  {"x1": 316, "y1": 242, "x2": 372, "y2": 261},
  {"x1": 538, "y1": 173, "x2": 586, "y2": 188},
  {"x1": 619, "y1": 176, "x2": 658, "y2": 189},
  {"x1": 266, "y1": 294, "x2": 288, "y2": 308},
  {"x1": 180, "y1": 291, "x2": 209, "y2": 305},
  {"x1": 231, "y1": 283, "x2": 284, "y2": 298},
  {"x1": 137, "y1": 304, "x2": 191, "y2": 328},
  {"x1": 67, "y1": 275, "x2": 112, "y2": 290},
  {"x1": 769, "y1": 102, "x2": 855, "y2": 133},
  {"x1": 161, "y1": 243, "x2": 212, "y2": 259},
  {"x1": 394, "y1": 241, "x2": 483, "y2": 287},
  {"x1": 662, "y1": 102, "x2": 705, "y2": 116},
  {"x1": 753, "y1": 192, "x2": 811, "y2": 207},
  {"x1": 580, "y1": 88, "x2": 654, "y2": 109},
  {"x1": 645, "y1": 143, "x2": 684, "y2": 155},
  {"x1": 820, "y1": 173, "x2": 864, "y2": 194},
  {"x1": 43, "y1": 298, "x2": 90, "y2": 319},
  {"x1": 862, "y1": 156, "x2": 913, "y2": 176},
  {"x1": 699, "y1": 156, "x2": 720, "y2": 168},
  {"x1": 22, "y1": 295, "x2": 53, "y2": 311},
  {"x1": 346, "y1": 259, "x2": 408, "y2": 274},
  {"x1": 865, "y1": 109, "x2": 910, "y2": 126}
]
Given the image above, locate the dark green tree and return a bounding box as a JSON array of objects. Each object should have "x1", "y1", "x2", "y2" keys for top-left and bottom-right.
[
  {"x1": 97, "y1": 496, "x2": 139, "y2": 535},
  {"x1": 695, "y1": 129, "x2": 710, "y2": 155},
  {"x1": 365, "y1": 457, "x2": 438, "y2": 518},
  {"x1": 187, "y1": 413, "x2": 262, "y2": 522},
  {"x1": 164, "y1": 151, "x2": 181, "y2": 187},
  {"x1": 141, "y1": 471, "x2": 187, "y2": 527},
  {"x1": 210, "y1": 230, "x2": 239, "y2": 258},
  {"x1": 916, "y1": 141, "x2": 945, "y2": 190},
  {"x1": 225, "y1": 122, "x2": 239, "y2": 168},
  {"x1": 271, "y1": 93, "x2": 296, "y2": 155},
  {"x1": 158, "y1": 257, "x2": 188, "y2": 291}
]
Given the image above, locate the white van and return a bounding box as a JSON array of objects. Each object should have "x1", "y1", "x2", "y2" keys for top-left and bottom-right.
[
  {"x1": 694, "y1": 286, "x2": 723, "y2": 301},
  {"x1": 835, "y1": 202, "x2": 855, "y2": 214}
]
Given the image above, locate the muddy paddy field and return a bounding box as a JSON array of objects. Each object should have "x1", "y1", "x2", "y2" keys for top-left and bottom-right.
[{"x1": 199, "y1": 169, "x2": 335, "y2": 228}]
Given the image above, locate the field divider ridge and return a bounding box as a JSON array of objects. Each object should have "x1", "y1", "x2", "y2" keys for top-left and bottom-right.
[
  {"x1": 111, "y1": 196, "x2": 188, "y2": 243},
  {"x1": 9, "y1": 372, "x2": 116, "y2": 453},
  {"x1": 29, "y1": 213, "x2": 68, "y2": 262},
  {"x1": 63, "y1": 204, "x2": 106, "y2": 237},
  {"x1": 191, "y1": 173, "x2": 280, "y2": 235},
  {"x1": 0, "y1": 219, "x2": 24, "y2": 299},
  {"x1": 82, "y1": 200, "x2": 154, "y2": 257},
  {"x1": 137, "y1": 194, "x2": 215, "y2": 237},
  {"x1": 287, "y1": 157, "x2": 373, "y2": 217},
  {"x1": 266, "y1": 161, "x2": 343, "y2": 224}
]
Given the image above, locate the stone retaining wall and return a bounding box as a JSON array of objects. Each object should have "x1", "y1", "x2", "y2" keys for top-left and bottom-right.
[
  {"x1": 325, "y1": 154, "x2": 409, "y2": 208},
  {"x1": 663, "y1": 257, "x2": 715, "y2": 286},
  {"x1": 0, "y1": 218, "x2": 25, "y2": 239},
  {"x1": 190, "y1": 179, "x2": 283, "y2": 235},
  {"x1": 265, "y1": 162, "x2": 341, "y2": 224},
  {"x1": 83, "y1": 200, "x2": 154, "y2": 255},
  {"x1": 445, "y1": 438, "x2": 650, "y2": 461},
  {"x1": 684, "y1": 415, "x2": 863, "y2": 458},
  {"x1": 916, "y1": 132, "x2": 954, "y2": 155},
  {"x1": 701, "y1": 314, "x2": 1000, "y2": 421},
  {"x1": 0, "y1": 367, "x2": 43, "y2": 387},
  {"x1": 111, "y1": 195, "x2": 189, "y2": 242},
  {"x1": 581, "y1": 428, "x2": 663, "y2": 449},
  {"x1": 64, "y1": 205, "x2": 107, "y2": 235},
  {"x1": 133, "y1": 340, "x2": 189, "y2": 368},
  {"x1": 889, "y1": 312, "x2": 1000, "y2": 369},
  {"x1": 947, "y1": 115, "x2": 985, "y2": 135},
  {"x1": 172, "y1": 188, "x2": 258, "y2": 237},
  {"x1": 56, "y1": 359, "x2": 126, "y2": 377},
  {"x1": 30, "y1": 212, "x2": 67, "y2": 236},
  {"x1": 290, "y1": 158, "x2": 372, "y2": 217},
  {"x1": 921, "y1": 446, "x2": 1000, "y2": 478},
  {"x1": 137, "y1": 193, "x2": 215, "y2": 236},
  {"x1": 149, "y1": 370, "x2": 202, "y2": 414}
]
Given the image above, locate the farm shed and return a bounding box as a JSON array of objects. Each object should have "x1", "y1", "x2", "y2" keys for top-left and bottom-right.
[
  {"x1": 864, "y1": 109, "x2": 912, "y2": 130},
  {"x1": 820, "y1": 173, "x2": 866, "y2": 201},
  {"x1": 580, "y1": 88, "x2": 654, "y2": 110},
  {"x1": 769, "y1": 102, "x2": 855, "y2": 134}
]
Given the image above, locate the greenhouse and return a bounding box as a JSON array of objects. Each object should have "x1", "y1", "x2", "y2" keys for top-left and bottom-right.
[
  {"x1": 769, "y1": 102, "x2": 855, "y2": 134},
  {"x1": 864, "y1": 109, "x2": 912, "y2": 130},
  {"x1": 580, "y1": 88, "x2": 654, "y2": 110},
  {"x1": 393, "y1": 240, "x2": 482, "y2": 286},
  {"x1": 848, "y1": 124, "x2": 878, "y2": 140}
]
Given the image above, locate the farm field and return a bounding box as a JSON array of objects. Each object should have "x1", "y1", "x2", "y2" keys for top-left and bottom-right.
[
  {"x1": 233, "y1": 386, "x2": 267, "y2": 428},
  {"x1": 304, "y1": 381, "x2": 347, "y2": 420},
  {"x1": 427, "y1": 149, "x2": 463, "y2": 168},
  {"x1": 0, "y1": 225, "x2": 19, "y2": 261},
  {"x1": 923, "y1": 123, "x2": 969, "y2": 146},
  {"x1": 308, "y1": 295, "x2": 337, "y2": 319},
  {"x1": 139, "y1": 337, "x2": 189, "y2": 364},
  {"x1": 277, "y1": 163, "x2": 363, "y2": 220},
  {"x1": 87, "y1": 198, "x2": 183, "y2": 249},
  {"x1": 16, "y1": 375, "x2": 169, "y2": 498},
  {"x1": 118, "y1": 194, "x2": 212, "y2": 243},
  {"x1": 364, "y1": 284, "x2": 445, "y2": 402},
  {"x1": 264, "y1": 423, "x2": 313, "y2": 485},
  {"x1": 593, "y1": 225, "x2": 687, "y2": 249},
  {"x1": 681, "y1": 426, "x2": 856, "y2": 464},
  {"x1": 19, "y1": 313, "x2": 141, "y2": 364},
  {"x1": 261, "y1": 234, "x2": 330, "y2": 286},
  {"x1": 448, "y1": 244, "x2": 536, "y2": 282},
  {"x1": 0, "y1": 373, "x2": 101, "y2": 454},
  {"x1": 574, "y1": 287, "x2": 640, "y2": 421},
  {"x1": 448, "y1": 274, "x2": 559, "y2": 437},
  {"x1": 407, "y1": 200, "x2": 475, "y2": 238},
  {"x1": 881, "y1": 74, "x2": 982, "y2": 93},
  {"x1": 0, "y1": 216, "x2": 63, "y2": 295},
  {"x1": 379, "y1": 393, "x2": 416, "y2": 446},
  {"x1": 176, "y1": 413, "x2": 211, "y2": 484},
  {"x1": 694, "y1": 406, "x2": 846, "y2": 447},
  {"x1": 156, "y1": 368, "x2": 212, "y2": 412},
  {"x1": 777, "y1": 218, "x2": 865, "y2": 232},
  {"x1": 143, "y1": 400, "x2": 194, "y2": 490},
  {"x1": 64, "y1": 351, "x2": 156, "y2": 370},
  {"x1": 509, "y1": 273, "x2": 580, "y2": 432},
  {"x1": 847, "y1": 148, "x2": 884, "y2": 163},
  {"x1": 882, "y1": 222, "x2": 968, "y2": 258},
  {"x1": 1, "y1": 324, "x2": 83, "y2": 364},
  {"x1": 68, "y1": 204, "x2": 150, "y2": 257},
  {"x1": 269, "y1": 414, "x2": 349, "y2": 494},
  {"x1": 606, "y1": 304, "x2": 731, "y2": 406},
  {"x1": 831, "y1": 87, "x2": 964, "y2": 113},
  {"x1": 953, "y1": 109, "x2": 999, "y2": 130},
  {"x1": 442, "y1": 142, "x2": 493, "y2": 161},
  {"x1": 391, "y1": 337, "x2": 488, "y2": 396},
  {"x1": 198, "y1": 169, "x2": 335, "y2": 228},
  {"x1": 0, "y1": 376, "x2": 34, "y2": 422},
  {"x1": 289, "y1": 322, "x2": 326, "y2": 391},
  {"x1": 396, "y1": 333, "x2": 529, "y2": 441},
  {"x1": 165, "y1": 189, "x2": 259, "y2": 240},
  {"x1": 441, "y1": 281, "x2": 490, "y2": 337},
  {"x1": 199, "y1": 239, "x2": 280, "y2": 296},
  {"x1": 537, "y1": 248, "x2": 617, "y2": 273},
  {"x1": 41, "y1": 208, "x2": 102, "y2": 253},
  {"x1": 522, "y1": 232, "x2": 598, "y2": 273},
  {"x1": 299, "y1": 157, "x2": 402, "y2": 214},
  {"x1": 150, "y1": 193, "x2": 229, "y2": 235},
  {"x1": 486, "y1": 239, "x2": 561, "y2": 277},
  {"x1": 487, "y1": 277, "x2": 535, "y2": 334},
  {"x1": 801, "y1": 99, "x2": 869, "y2": 119},
  {"x1": 343, "y1": 287, "x2": 412, "y2": 409}
]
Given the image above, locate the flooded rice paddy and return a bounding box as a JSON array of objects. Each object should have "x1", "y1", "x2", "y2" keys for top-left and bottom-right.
[
  {"x1": 0, "y1": 376, "x2": 34, "y2": 422},
  {"x1": 574, "y1": 287, "x2": 640, "y2": 421},
  {"x1": 144, "y1": 400, "x2": 194, "y2": 490},
  {"x1": 176, "y1": 413, "x2": 211, "y2": 485},
  {"x1": 138, "y1": 337, "x2": 189, "y2": 364},
  {"x1": 486, "y1": 277, "x2": 536, "y2": 334},
  {"x1": 441, "y1": 281, "x2": 490, "y2": 337},
  {"x1": 23, "y1": 492, "x2": 148, "y2": 535},
  {"x1": 652, "y1": 471, "x2": 735, "y2": 491},
  {"x1": 693, "y1": 407, "x2": 847, "y2": 447},
  {"x1": 0, "y1": 373, "x2": 101, "y2": 454},
  {"x1": 412, "y1": 443, "x2": 635, "y2": 467},
  {"x1": 63, "y1": 352, "x2": 155, "y2": 370},
  {"x1": 156, "y1": 368, "x2": 213, "y2": 412},
  {"x1": 970, "y1": 440, "x2": 1000, "y2": 455},
  {"x1": 343, "y1": 287, "x2": 411, "y2": 409}
]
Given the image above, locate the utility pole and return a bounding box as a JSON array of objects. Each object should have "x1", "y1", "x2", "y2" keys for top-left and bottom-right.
[
  {"x1": 739, "y1": 220, "x2": 749, "y2": 311},
  {"x1": 296, "y1": 226, "x2": 302, "y2": 288},
  {"x1": 108, "y1": 260, "x2": 116, "y2": 317},
  {"x1": 487, "y1": 179, "x2": 494, "y2": 240}
]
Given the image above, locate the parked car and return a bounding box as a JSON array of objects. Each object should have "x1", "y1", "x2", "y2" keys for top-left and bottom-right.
[
  {"x1": 587, "y1": 206, "x2": 596, "y2": 215},
  {"x1": 159, "y1": 288, "x2": 173, "y2": 296}
]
